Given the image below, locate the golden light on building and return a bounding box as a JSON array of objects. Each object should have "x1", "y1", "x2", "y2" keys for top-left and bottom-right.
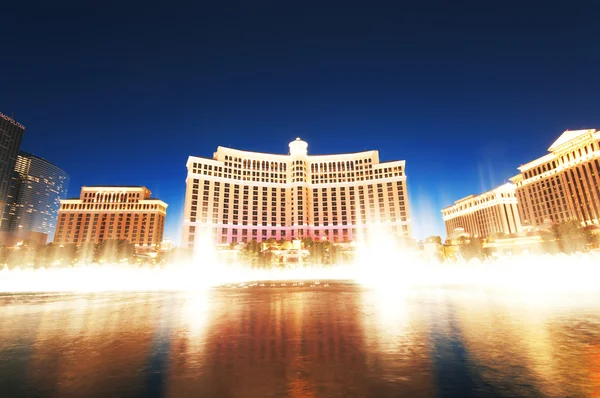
[
  {"x1": 182, "y1": 138, "x2": 411, "y2": 247},
  {"x1": 53, "y1": 186, "x2": 167, "y2": 247},
  {"x1": 441, "y1": 183, "x2": 521, "y2": 238},
  {"x1": 510, "y1": 129, "x2": 600, "y2": 227}
]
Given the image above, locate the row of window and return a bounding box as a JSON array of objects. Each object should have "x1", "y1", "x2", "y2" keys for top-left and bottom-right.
[
  {"x1": 523, "y1": 140, "x2": 599, "y2": 180},
  {"x1": 220, "y1": 156, "x2": 375, "y2": 172},
  {"x1": 188, "y1": 180, "x2": 408, "y2": 224},
  {"x1": 445, "y1": 203, "x2": 520, "y2": 237},
  {"x1": 55, "y1": 212, "x2": 165, "y2": 245},
  {"x1": 518, "y1": 159, "x2": 600, "y2": 225},
  {"x1": 191, "y1": 156, "x2": 405, "y2": 184},
  {"x1": 187, "y1": 224, "x2": 410, "y2": 244},
  {"x1": 190, "y1": 168, "x2": 404, "y2": 183},
  {"x1": 61, "y1": 203, "x2": 165, "y2": 211},
  {"x1": 190, "y1": 180, "x2": 407, "y2": 199},
  {"x1": 444, "y1": 191, "x2": 517, "y2": 216},
  {"x1": 81, "y1": 191, "x2": 143, "y2": 203}
]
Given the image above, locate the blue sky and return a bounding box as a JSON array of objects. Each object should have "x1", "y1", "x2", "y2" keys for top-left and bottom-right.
[{"x1": 2, "y1": 1, "x2": 599, "y2": 243}]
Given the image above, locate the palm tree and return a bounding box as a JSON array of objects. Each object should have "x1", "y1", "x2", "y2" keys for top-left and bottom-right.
[
  {"x1": 239, "y1": 240, "x2": 261, "y2": 267},
  {"x1": 425, "y1": 236, "x2": 442, "y2": 244},
  {"x1": 460, "y1": 237, "x2": 484, "y2": 260},
  {"x1": 547, "y1": 220, "x2": 592, "y2": 254},
  {"x1": 301, "y1": 237, "x2": 314, "y2": 249},
  {"x1": 95, "y1": 239, "x2": 135, "y2": 263}
]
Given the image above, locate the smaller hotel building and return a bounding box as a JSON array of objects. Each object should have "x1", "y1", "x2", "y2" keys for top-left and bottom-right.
[
  {"x1": 511, "y1": 129, "x2": 600, "y2": 227},
  {"x1": 183, "y1": 139, "x2": 411, "y2": 247},
  {"x1": 54, "y1": 186, "x2": 167, "y2": 247},
  {"x1": 441, "y1": 183, "x2": 521, "y2": 238}
]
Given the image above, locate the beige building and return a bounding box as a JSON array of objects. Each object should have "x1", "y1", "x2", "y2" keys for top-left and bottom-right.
[
  {"x1": 183, "y1": 138, "x2": 411, "y2": 247},
  {"x1": 441, "y1": 183, "x2": 521, "y2": 238},
  {"x1": 510, "y1": 129, "x2": 600, "y2": 227},
  {"x1": 54, "y1": 186, "x2": 167, "y2": 247}
]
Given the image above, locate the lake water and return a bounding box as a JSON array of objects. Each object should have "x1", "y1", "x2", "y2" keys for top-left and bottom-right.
[{"x1": 1, "y1": 284, "x2": 600, "y2": 397}]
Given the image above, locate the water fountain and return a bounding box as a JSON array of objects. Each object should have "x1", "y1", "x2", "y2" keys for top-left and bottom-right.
[{"x1": 1, "y1": 231, "x2": 600, "y2": 293}]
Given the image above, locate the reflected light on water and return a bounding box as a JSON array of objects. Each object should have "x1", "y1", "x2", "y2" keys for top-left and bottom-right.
[
  {"x1": 180, "y1": 291, "x2": 212, "y2": 337},
  {"x1": 1, "y1": 285, "x2": 600, "y2": 396}
]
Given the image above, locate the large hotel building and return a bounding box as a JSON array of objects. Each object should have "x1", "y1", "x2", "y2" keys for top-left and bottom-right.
[
  {"x1": 54, "y1": 186, "x2": 167, "y2": 247},
  {"x1": 441, "y1": 183, "x2": 521, "y2": 238},
  {"x1": 182, "y1": 139, "x2": 411, "y2": 247},
  {"x1": 511, "y1": 129, "x2": 600, "y2": 227},
  {"x1": 442, "y1": 128, "x2": 600, "y2": 239}
]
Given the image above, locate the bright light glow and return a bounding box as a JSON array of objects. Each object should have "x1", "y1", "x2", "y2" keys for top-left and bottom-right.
[{"x1": 1, "y1": 231, "x2": 600, "y2": 293}]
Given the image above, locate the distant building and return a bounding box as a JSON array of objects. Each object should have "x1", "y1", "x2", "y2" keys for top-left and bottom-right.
[
  {"x1": 483, "y1": 234, "x2": 545, "y2": 257},
  {"x1": 511, "y1": 129, "x2": 600, "y2": 227},
  {"x1": 0, "y1": 112, "x2": 25, "y2": 228},
  {"x1": 441, "y1": 183, "x2": 521, "y2": 238},
  {"x1": 54, "y1": 186, "x2": 167, "y2": 247},
  {"x1": 182, "y1": 138, "x2": 411, "y2": 247},
  {"x1": 160, "y1": 237, "x2": 174, "y2": 252},
  {"x1": 0, "y1": 230, "x2": 48, "y2": 247},
  {"x1": 446, "y1": 227, "x2": 470, "y2": 242},
  {"x1": 1, "y1": 151, "x2": 69, "y2": 241}
]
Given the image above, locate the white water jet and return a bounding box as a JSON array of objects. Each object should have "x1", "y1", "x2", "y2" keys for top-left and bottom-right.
[{"x1": 1, "y1": 231, "x2": 600, "y2": 293}]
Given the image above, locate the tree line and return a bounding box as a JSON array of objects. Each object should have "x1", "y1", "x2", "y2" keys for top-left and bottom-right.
[
  {"x1": 0, "y1": 239, "x2": 136, "y2": 268},
  {"x1": 426, "y1": 220, "x2": 599, "y2": 261}
]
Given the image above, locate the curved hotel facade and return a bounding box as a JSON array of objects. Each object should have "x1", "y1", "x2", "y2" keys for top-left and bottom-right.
[
  {"x1": 441, "y1": 183, "x2": 521, "y2": 239},
  {"x1": 441, "y1": 128, "x2": 600, "y2": 240},
  {"x1": 183, "y1": 139, "x2": 411, "y2": 247}
]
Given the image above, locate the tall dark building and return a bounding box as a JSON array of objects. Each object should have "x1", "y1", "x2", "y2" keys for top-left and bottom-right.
[
  {"x1": 0, "y1": 112, "x2": 25, "y2": 228},
  {"x1": 1, "y1": 152, "x2": 69, "y2": 241}
]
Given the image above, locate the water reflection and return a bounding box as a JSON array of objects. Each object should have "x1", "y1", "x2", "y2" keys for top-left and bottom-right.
[
  {"x1": 0, "y1": 293, "x2": 162, "y2": 397},
  {"x1": 451, "y1": 291, "x2": 600, "y2": 397},
  {"x1": 361, "y1": 289, "x2": 435, "y2": 396},
  {"x1": 0, "y1": 286, "x2": 599, "y2": 397}
]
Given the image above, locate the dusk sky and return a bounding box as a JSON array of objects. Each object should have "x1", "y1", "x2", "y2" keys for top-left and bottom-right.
[{"x1": 2, "y1": 1, "x2": 599, "y2": 243}]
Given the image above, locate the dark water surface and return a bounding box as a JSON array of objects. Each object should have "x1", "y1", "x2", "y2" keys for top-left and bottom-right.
[{"x1": 1, "y1": 284, "x2": 600, "y2": 397}]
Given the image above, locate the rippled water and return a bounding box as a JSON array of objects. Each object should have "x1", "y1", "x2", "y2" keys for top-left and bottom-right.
[{"x1": 1, "y1": 284, "x2": 600, "y2": 397}]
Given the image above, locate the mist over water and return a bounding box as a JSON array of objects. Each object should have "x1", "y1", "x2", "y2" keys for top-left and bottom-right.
[{"x1": 1, "y1": 249, "x2": 600, "y2": 294}]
